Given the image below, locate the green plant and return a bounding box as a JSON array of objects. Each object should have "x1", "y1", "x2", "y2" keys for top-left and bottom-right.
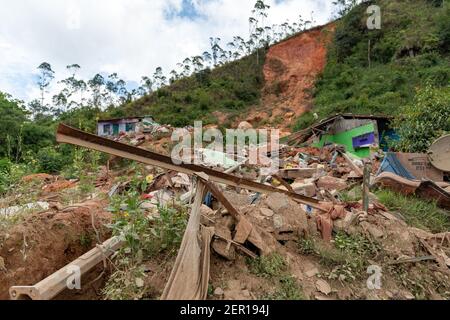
[
  {"x1": 247, "y1": 253, "x2": 287, "y2": 278},
  {"x1": 393, "y1": 84, "x2": 450, "y2": 153},
  {"x1": 103, "y1": 263, "x2": 148, "y2": 300},
  {"x1": 79, "y1": 232, "x2": 93, "y2": 248},
  {"x1": 297, "y1": 232, "x2": 380, "y2": 282},
  {"x1": 293, "y1": 111, "x2": 316, "y2": 131},
  {"x1": 375, "y1": 188, "x2": 450, "y2": 233},
  {"x1": 36, "y1": 147, "x2": 65, "y2": 173},
  {"x1": 264, "y1": 276, "x2": 305, "y2": 300},
  {"x1": 339, "y1": 187, "x2": 362, "y2": 202},
  {"x1": 312, "y1": 0, "x2": 450, "y2": 139},
  {"x1": 151, "y1": 205, "x2": 188, "y2": 252},
  {"x1": 298, "y1": 238, "x2": 316, "y2": 255}
]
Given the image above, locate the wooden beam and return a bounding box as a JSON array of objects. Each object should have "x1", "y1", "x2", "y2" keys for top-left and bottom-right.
[
  {"x1": 9, "y1": 237, "x2": 122, "y2": 300},
  {"x1": 56, "y1": 124, "x2": 325, "y2": 211}
]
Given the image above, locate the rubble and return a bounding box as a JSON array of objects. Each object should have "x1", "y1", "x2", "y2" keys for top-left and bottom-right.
[{"x1": 2, "y1": 121, "x2": 449, "y2": 301}]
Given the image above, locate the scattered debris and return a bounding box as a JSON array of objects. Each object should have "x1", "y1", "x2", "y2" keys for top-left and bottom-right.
[{"x1": 3, "y1": 117, "x2": 449, "y2": 301}]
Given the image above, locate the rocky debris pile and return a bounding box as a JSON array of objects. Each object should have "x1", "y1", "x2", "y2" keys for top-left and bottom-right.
[{"x1": 3, "y1": 125, "x2": 449, "y2": 301}]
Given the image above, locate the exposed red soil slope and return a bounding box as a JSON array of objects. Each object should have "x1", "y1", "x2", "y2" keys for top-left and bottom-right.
[
  {"x1": 0, "y1": 201, "x2": 112, "y2": 300},
  {"x1": 245, "y1": 23, "x2": 335, "y2": 132}
]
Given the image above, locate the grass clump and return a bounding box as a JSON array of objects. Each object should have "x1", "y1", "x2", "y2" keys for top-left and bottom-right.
[
  {"x1": 247, "y1": 253, "x2": 305, "y2": 300},
  {"x1": 264, "y1": 276, "x2": 305, "y2": 300},
  {"x1": 375, "y1": 188, "x2": 450, "y2": 233},
  {"x1": 298, "y1": 232, "x2": 381, "y2": 282},
  {"x1": 247, "y1": 253, "x2": 287, "y2": 278},
  {"x1": 103, "y1": 166, "x2": 189, "y2": 300}
]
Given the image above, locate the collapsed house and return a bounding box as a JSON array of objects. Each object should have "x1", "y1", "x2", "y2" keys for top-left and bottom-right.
[
  {"x1": 97, "y1": 116, "x2": 158, "y2": 137},
  {"x1": 288, "y1": 114, "x2": 395, "y2": 159},
  {"x1": 288, "y1": 114, "x2": 450, "y2": 209},
  {"x1": 4, "y1": 118, "x2": 449, "y2": 301}
]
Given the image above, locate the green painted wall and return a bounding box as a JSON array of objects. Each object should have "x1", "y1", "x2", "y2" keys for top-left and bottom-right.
[{"x1": 313, "y1": 123, "x2": 375, "y2": 159}]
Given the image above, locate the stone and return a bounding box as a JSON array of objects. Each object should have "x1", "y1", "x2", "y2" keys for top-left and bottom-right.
[
  {"x1": 260, "y1": 208, "x2": 274, "y2": 217},
  {"x1": 273, "y1": 214, "x2": 284, "y2": 229},
  {"x1": 316, "y1": 279, "x2": 332, "y2": 295},
  {"x1": 285, "y1": 111, "x2": 295, "y2": 118},
  {"x1": 291, "y1": 182, "x2": 316, "y2": 197},
  {"x1": 361, "y1": 222, "x2": 384, "y2": 239},
  {"x1": 227, "y1": 280, "x2": 242, "y2": 291},
  {"x1": 214, "y1": 287, "x2": 224, "y2": 296},
  {"x1": 238, "y1": 121, "x2": 253, "y2": 130},
  {"x1": 305, "y1": 267, "x2": 319, "y2": 278},
  {"x1": 201, "y1": 205, "x2": 215, "y2": 217},
  {"x1": 233, "y1": 217, "x2": 253, "y2": 244},
  {"x1": 317, "y1": 176, "x2": 348, "y2": 191},
  {"x1": 0, "y1": 256, "x2": 5, "y2": 271},
  {"x1": 265, "y1": 193, "x2": 289, "y2": 213},
  {"x1": 403, "y1": 291, "x2": 415, "y2": 300}
]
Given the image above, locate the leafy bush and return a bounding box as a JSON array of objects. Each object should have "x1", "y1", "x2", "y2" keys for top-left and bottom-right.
[
  {"x1": 264, "y1": 276, "x2": 304, "y2": 300},
  {"x1": 0, "y1": 158, "x2": 12, "y2": 194},
  {"x1": 247, "y1": 253, "x2": 287, "y2": 278},
  {"x1": 293, "y1": 111, "x2": 316, "y2": 131},
  {"x1": 393, "y1": 84, "x2": 450, "y2": 152},
  {"x1": 36, "y1": 147, "x2": 65, "y2": 173},
  {"x1": 0, "y1": 158, "x2": 11, "y2": 174}
]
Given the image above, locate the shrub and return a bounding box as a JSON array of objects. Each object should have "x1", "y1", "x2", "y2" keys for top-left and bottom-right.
[
  {"x1": 247, "y1": 253, "x2": 287, "y2": 278},
  {"x1": 393, "y1": 84, "x2": 450, "y2": 152},
  {"x1": 36, "y1": 147, "x2": 65, "y2": 173},
  {"x1": 293, "y1": 112, "x2": 316, "y2": 131}
]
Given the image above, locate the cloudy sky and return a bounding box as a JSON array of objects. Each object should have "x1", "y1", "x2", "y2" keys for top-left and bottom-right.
[{"x1": 0, "y1": 0, "x2": 336, "y2": 103}]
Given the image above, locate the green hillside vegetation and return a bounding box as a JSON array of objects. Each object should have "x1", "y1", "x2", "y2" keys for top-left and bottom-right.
[
  {"x1": 295, "y1": 0, "x2": 450, "y2": 152},
  {"x1": 108, "y1": 51, "x2": 266, "y2": 128}
]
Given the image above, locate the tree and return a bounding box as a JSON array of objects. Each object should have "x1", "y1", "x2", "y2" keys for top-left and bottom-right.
[
  {"x1": 153, "y1": 67, "x2": 167, "y2": 89},
  {"x1": 209, "y1": 37, "x2": 222, "y2": 66},
  {"x1": 333, "y1": 0, "x2": 359, "y2": 18},
  {"x1": 0, "y1": 92, "x2": 27, "y2": 159},
  {"x1": 67, "y1": 64, "x2": 81, "y2": 77},
  {"x1": 52, "y1": 89, "x2": 70, "y2": 113},
  {"x1": 393, "y1": 84, "x2": 450, "y2": 153},
  {"x1": 192, "y1": 56, "x2": 204, "y2": 72},
  {"x1": 169, "y1": 70, "x2": 179, "y2": 84},
  {"x1": 37, "y1": 62, "x2": 55, "y2": 107},
  {"x1": 60, "y1": 64, "x2": 86, "y2": 108},
  {"x1": 88, "y1": 74, "x2": 105, "y2": 108},
  {"x1": 141, "y1": 76, "x2": 154, "y2": 94},
  {"x1": 202, "y1": 51, "x2": 212, "y2": 68},
  {"x1": 28, "y1": 99, "x2": 49, "y2": 119}
]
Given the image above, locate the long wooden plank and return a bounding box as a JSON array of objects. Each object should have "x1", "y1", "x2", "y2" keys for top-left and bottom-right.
[
  {"x1": 9, "y1": 237, "x2": 122, "y2": 300},
  {"x1": 56, "y1": 124, "x2": 325, "y2": 210}
]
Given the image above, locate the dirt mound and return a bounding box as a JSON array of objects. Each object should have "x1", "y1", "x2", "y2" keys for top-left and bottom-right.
[
  {"x1": 245, "y1": 23, "x2": 335, "y2": 130},
  {"x1": 0, "y1": 200, "x2": 112, "y2": 300}
]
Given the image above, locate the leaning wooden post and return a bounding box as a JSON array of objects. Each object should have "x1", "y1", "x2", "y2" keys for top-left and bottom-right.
[{"x1": 363, "y1": 163, "x2": 372, "y2": 212}]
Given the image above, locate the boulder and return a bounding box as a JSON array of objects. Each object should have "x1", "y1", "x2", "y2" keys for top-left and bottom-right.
[
  {"x1": 317, "y1": 176, "x2": 348, "y2": 191},
  {"x1": 238, "y1": 121, "x2": 253, "y2": 130}
]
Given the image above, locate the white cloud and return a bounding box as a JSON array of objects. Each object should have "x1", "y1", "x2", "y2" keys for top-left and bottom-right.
[{"x1": 0, "y1": 0, "x2": 335, "y2": 103}]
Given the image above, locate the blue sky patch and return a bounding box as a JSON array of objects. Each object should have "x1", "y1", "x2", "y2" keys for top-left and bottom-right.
[{"x1": 165, "y1": 0, "x2": 205, "y2": 20}]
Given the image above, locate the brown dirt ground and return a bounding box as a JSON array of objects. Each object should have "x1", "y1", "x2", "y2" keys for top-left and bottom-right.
[
  {"x1": 0, "y1": 200, "x2": 112, "y2": 300},
  {"x1": 243, "y1": 23, "x2": 335, "y2": 132}
]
